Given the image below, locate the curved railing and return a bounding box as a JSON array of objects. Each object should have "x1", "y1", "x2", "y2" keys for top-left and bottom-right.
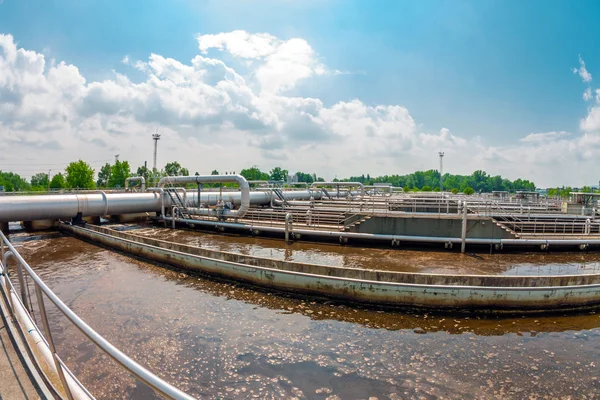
[{"x1": 0, "y1": 230, "x2": 196, "y2": 400}]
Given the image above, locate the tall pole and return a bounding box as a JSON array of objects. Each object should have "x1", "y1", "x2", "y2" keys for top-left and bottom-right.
[
  {"x1": 438, "y1": 152, "x2": 444, "y2": 192},
  {"x1": 152, "y1": 131, "x2": 161, "y2": 172},
  {"x1": 47, "y1": 169, "x2": 51, "y2": 192}
]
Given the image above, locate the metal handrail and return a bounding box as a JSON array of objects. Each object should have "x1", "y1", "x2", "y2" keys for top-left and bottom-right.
[{"x1": 0, "y1": 230, "x2": 196, "y2": 400}]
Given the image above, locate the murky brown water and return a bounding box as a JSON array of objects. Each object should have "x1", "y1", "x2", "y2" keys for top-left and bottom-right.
[
  {"x1": 6, "y1": 228, "x2": 600, "y2": 399},
  {"x1": 118, "y1": 223, "x2": 600, "y2": 276}
]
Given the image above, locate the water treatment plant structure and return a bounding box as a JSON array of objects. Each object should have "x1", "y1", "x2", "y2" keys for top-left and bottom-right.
[
  {"x1": 2, "y1": 174, "x2": 600, "y2": 251},
  {"x1": 3, "y1": 174, "x2": 600, "y2": 398}
]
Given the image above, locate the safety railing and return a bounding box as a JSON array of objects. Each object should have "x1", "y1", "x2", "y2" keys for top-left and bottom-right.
[{"x1": 0, "y1": 230, "x2": 196, "y2": 400}]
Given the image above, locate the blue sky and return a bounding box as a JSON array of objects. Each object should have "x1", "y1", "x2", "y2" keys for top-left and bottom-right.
[{"x1": 1, "y1": 0, "x2": 600, "y2": 186}]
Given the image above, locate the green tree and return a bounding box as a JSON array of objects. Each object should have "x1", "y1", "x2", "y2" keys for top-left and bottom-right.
[
  {"x1": 270, "y1": 167, "x2": 288, "y2": 182},
  {"x1": 240, "y1": 166, "x2": 269, "y2": 181},
  {"x1": 335, "y1": 169, "x2": 536, "y2": 194},
  {"x1": 108, "y1": 160, "x2": 131, "y2": 188},
  {"x1": 65, "y1": 160, "x2": 95, "y2": 189},
  {"x1": 463, "y1": 187, "x2": 475, "y2": 195},
  {"x1": 136, "y1": 165, "x2": 150, "y2": 182},
  {"x1": 581, "y1": 186, "x2": 593, "y2": 193},
  {"x1": 0, "y1": 171, "x2": 30, "y2": 192},
  {"x1": 97, "y1": 163, "x2": 111, "y2": 187},
  {"x1": 211, "y1": 170, "x2": 219, "y2": 175},
  {"x1": 164, "y1": 161, "x2": 188, "y2": 176},
  {"x1": 49, "y1": 173, "x2": 66, "y2": 189},
  {"x1": 295, "y1": 172, "x2": 315, "y2": 184},
  {"x1": 421, "y1": 185, "x2": 432, "y2": 192},
  {"x1": 30, "y1": 173, "x2": 49, "y2": 189}
]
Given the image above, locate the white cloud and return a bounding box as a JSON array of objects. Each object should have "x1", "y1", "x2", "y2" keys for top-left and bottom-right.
[
  {"x1": 580, "y1": 88, "x2": 600, "y2": 134},
  {"x1": 2, "y1": 32, "x2": 600, "y2": 187},
  {"x1": 581, "y1": 106, "x2": 600, "y2": 133},
  {"x1": 197, "y1": 31, "x2": 279, "y2": 59},
  {"x1": 584, "y1": 87, "x2": 592, "y2": 101},
  {"x1": 197, "y1": 30, "x2": 326, "y2": 94},
  {"x1": 520, "y1": 131, "x2": 570, "y2": 143},
  {"x1": 574, "y1": 55, "x2": 592, "y2": 83}
]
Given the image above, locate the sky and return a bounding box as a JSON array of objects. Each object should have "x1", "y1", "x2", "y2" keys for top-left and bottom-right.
[{"x1": 0, "y1": 0, "x2": 600, "y2": 187}]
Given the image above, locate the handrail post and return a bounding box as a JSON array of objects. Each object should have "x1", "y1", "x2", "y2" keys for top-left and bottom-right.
[
  {"x1": 2, "y1": 248, "x2": 16, "y2": 318},
  {"x1": 461, "y1": 201, "x2": 468, "y2": 253},
  {"x1": 0, "y1": 230, "x2": 196, "y2": 400},
  {"x1": 35, "y1": 284, "x2": 75, "y2": 400},
  {"x1": 15, "y1": 260, "x2": 30, "y2": 312}
]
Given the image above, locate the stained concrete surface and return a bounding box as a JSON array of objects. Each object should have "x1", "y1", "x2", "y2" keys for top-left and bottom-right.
[{"x1": 0, "y1": 310, "x2": 42, "y2": 400}]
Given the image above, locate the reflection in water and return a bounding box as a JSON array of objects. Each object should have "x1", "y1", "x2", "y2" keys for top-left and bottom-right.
[
  {"x1": 6, "y1": 229, "x2": 600, "y2": 399},
  {"x1": 120, "y1": 223, "x2": 600, "y2": 276}
]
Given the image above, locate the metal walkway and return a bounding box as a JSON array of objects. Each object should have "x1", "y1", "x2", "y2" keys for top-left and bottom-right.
[{"x1": 0, "y1": 309, "x2": 42, "y2": 400}]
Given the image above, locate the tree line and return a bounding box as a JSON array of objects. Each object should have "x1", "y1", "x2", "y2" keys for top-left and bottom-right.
[
  {"x1": 0, "y1": 160, "x2": 194, "y2": 191},
  {"x1": 0, "y1": 161, "x2": 326, "y2": 191},
  {"x1": 0, "y1": 160, "x2": 541, "y2": 194},
  {"x1": 341, "y1": 169, "x2": 536, "y2": 194}
]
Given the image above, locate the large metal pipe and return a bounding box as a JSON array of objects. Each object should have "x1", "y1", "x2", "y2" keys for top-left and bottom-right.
[
  {"x1": 157, "y1": 175, "x2": 250, "y2": 218},
  {"x1": 125, "y1": 176, "x2": 146, "y2": 192},
  {"x1": 289, "y1": 182, "x2": 309, "y2": 189},
  {"x1": 247, "y1": 180, "x2": 270, "y2": 187},
  {"x1": 0, "y1": 193, "x2": 163, "y2": 223},
  {"x1": 364, "y1": 184, "x2": 392, "y2": 196},
  {"x1": 311, "y1": 181, "x2": 365, "y2": 196},
  {"x1": 0, "y1": 186, "x2": 324, "y2": 223}
]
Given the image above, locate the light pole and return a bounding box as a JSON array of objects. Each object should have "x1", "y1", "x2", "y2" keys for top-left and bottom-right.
[
  {"x1": 47, "y1": 169, "x2": 51, "y2": 192},
  {"x1": 152, "y1": 131, "x2": 161, "y2": 172}
]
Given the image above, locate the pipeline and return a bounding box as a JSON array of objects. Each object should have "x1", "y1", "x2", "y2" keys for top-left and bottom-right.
[
  {"x1": 0, "y1": 189, "x2": 322, "y2": 223},
  {"x1": 364, "y1": 184, "x2": 393, "y2": 197},
  {"x1": 311, "y1": 181, "x2": 365, "y2": 196},
  {"x1": 158, "y1": 174, "x2": 250, "y2": 219},
  {"x1": 125, "y1": 176, "x2": 146, "y2": 192}
]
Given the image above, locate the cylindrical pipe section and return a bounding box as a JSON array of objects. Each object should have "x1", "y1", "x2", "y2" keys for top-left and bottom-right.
[
  {"x1": 125, "y1": 177, "x2": 146, "y2": 192},
  {"x1": 0, "y1": 189, "x2": 323, "y2": 223},
  {"x1": 158, "y1": 175, "x2": 250, "y2": 219},
  {"x1": 311, "y1": 182, "x2": 365, "y2": 196}
]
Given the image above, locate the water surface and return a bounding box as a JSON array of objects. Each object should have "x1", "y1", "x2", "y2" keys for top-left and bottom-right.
[{"x1": 6, "y1": 229, "x2": 600, "y2": 399}]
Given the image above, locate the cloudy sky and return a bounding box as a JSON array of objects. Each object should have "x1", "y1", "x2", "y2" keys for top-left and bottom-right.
[{"x1": 0, "y1": 0, "x2": 599, "y2": 187}]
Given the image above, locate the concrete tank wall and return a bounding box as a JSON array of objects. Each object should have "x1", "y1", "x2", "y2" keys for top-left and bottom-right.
[
  {"x1": 60, "y1": 223, "x2": 600, "y2": 312},
  {"x1": 351, "y1": 215, "x2": 515, "y2": 239}
]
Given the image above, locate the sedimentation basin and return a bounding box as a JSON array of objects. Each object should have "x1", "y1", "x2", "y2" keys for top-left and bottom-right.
[
  {"x1": 3, "y1": 178, "x2": 600, "y2": 397},
  {"x1": 60, "y1": 222, "x2": 600, "y2": 312},
  {"x1": 5, "y1": 226, "x2": 600, "y2": 399},
  {"x1": 3, "y1": 176, "x2": 600, "y2": 312}
]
